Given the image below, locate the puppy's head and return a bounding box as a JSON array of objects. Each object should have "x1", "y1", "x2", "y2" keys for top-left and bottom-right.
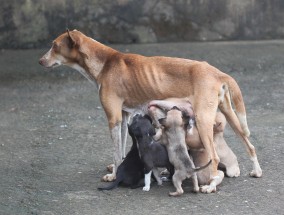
[
  {"x1": 39, "y1": 29, "x2": 88, "y2": 68},
  {"x1": 158, "y1": 107, "x2": 190, "y2": 130},
  {"x1": 129, "y1": 114, "x2": 156, "y2": 139}
]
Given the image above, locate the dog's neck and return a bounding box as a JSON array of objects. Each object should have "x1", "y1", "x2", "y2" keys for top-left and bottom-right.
[{"x1": 69, "y1": 38, "x2": 117, "y2": 89}]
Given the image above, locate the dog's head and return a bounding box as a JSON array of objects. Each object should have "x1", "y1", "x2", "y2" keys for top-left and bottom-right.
[
  {"x1": 39, "y1": 29, "x2": 88, "y2": 68},
  {"x1": 129, "y1": 114, "x2": 156, "y2": 140}
]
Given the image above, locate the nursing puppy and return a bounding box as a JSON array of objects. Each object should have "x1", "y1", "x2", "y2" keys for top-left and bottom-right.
[
  {"x1": 149, "y1": 98, "x2": 240, "y2": 193},
  {"x1": 128, "y1": 114, "x2": 174, "y2": 191},
  {"x1": 97, "y1": 125, "x2": 144, "y2": 190},
  {"x1": 159, "y1": 107, "x2": 211, "y2": 196}
]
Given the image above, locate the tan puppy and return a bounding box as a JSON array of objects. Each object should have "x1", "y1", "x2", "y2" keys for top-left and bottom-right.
[
  {"x1": 148, "y1": 98, "x2": 240, "y2": 193},
  {"x1": 39, "y1": 30, "x2": 262, "y2": 192},
  {"x1": 158, "y1": 107, "x2": 211, "y2": 196}
]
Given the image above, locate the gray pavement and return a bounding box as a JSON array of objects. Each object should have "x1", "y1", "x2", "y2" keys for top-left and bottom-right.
[{"x1": 0, "y1": 41, "x2": 283, "y2": 215}]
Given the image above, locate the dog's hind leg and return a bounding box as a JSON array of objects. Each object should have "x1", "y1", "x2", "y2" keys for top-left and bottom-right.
[
  {"x1": 193, "y1": 96, "x2": 220, "y2": 193},
  {"x1": 169, "y1": 170, "x2": 186, "y2": 196},
  {"x1": 152, "y1": 168, "x2": 162, "y2": 186},
  {"x1": 200, "y1": 170, "x2": 224, "y2": 194},
  {"x1": 219, "y1": 91, "x2": 262, "y2": 177}
]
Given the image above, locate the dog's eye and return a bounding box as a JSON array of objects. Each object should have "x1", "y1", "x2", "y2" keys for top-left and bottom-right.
[{"x1": 53, "y1": 42, "x2": 59, "y2": 52}]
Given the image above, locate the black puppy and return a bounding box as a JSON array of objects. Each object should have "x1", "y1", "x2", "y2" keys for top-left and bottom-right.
[
  {"x1": 98, "y1": 125, "x2": 144, "y2": 190},
  {"x1": 128, "y1": 114, "x2": 174, "y2": 192}
]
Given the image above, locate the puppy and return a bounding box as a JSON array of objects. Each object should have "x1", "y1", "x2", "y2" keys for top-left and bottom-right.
[
  {"x1": 148, "y1": 98, "x2": 240, "y2": 192},
  {"x1": 159, "y1": 107, "x2": 211, "y2": 196},
  {"x1": 97, "y1": 125, "x2": 144, "y2": 190},
  {"x1": 128, "y1": 114, "x2": 174, "y2": 192}
]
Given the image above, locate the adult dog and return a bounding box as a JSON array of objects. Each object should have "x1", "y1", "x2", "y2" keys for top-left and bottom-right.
[{"x1": 39, "y1": 30, "x2": 262, "y2": 193}]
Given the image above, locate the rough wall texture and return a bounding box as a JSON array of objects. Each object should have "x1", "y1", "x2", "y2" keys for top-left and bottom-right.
[{"x1": 1, "y1": 0, "x2": 284, "y2": 48}]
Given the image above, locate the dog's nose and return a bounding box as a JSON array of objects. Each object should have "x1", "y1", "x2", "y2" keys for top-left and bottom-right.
[{"x1": 39, "y1": 58, "x2": 44, "y2": 66}]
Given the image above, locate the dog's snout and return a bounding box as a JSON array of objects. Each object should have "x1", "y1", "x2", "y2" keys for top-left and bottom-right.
[{"x1": 39, "y1": 58, "x2": 45, "y2": 66}]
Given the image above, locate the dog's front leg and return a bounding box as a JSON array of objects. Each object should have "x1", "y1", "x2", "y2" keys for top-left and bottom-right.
[
  {"x1": 101, "y1": 97, "x2": 124, "y2": 182},
  {"x1": 102, "y1": 123, "x2": 123, "y2": 182},
  {"x1": 121, "y1": 111, "x2": 130, "y2": 158}
]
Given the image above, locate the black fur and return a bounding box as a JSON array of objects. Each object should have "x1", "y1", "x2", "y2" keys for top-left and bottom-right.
[
  {"x1": 129, "y1": 114, "x2": 174, "y2": 177},
  {"x1": 97, "y1": 126, "x2": 144, "y2": 190}
]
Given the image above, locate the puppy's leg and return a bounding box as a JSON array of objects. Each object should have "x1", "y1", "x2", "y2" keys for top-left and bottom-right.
[
  {"x1": 200, "y1": 170, "x2": 224, "y2": 194},
  {"x1": 215, "y1": 137, "x2": 240, "y2": 177},
  {"x1": 191, "y1": 173, "x2": 199, "y2": 193},
  {"x1": 219, "y1": 91, "x2": 262, "y2": 177},
  {"x1": 143, "y1": 170, "x2": 152, "y2": 191},
  {"x1": 169, "y1": 170, "x2": 186, "y2": 197},
  {"x1": 152, "y1": 168, "x2": 162, "y2": 186}
]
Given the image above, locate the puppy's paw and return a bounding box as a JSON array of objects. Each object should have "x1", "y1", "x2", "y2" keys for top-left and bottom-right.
[
  {"x1": 142, "y1": 186, "x2": 150, "y2": 191},
  {"x1": 226, "y1": 166, "x2": 240, "y2": 177},
  {"x1": 161, "y1": 176, "x2": 171, "y2": 182},
  {"x1": 168, "y1": 191, "x2": 183, "y2": 197},
  {"x1": 249, "y1": 169, "x2": 262, "y2": 178},
  {"x1": 160, "y1": 169, "x2": 170, "y2": 175},
  {"x1": 102, "y1": 173, "x2": 116, "y2": 182},
  {"x1": 106, "y1": 164, "x2": 114, "y2": 172},
  {"x1": 200, "y1": 185, "x2": 216, "y2": 194}
]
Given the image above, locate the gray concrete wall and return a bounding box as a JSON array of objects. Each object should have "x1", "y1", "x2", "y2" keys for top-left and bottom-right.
[{"x1": 1, "y1": 0, "x2": 284, "y2": 48}]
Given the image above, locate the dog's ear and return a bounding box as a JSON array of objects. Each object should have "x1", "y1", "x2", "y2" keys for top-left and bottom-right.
[
  {"x1": 171, "y1": 106, "x2": 181, "y2": 111},
  {"x1": 158, "y1": 118, "x2": 166, "y2": 126},
  {"x1": 66, "y1": 29, "x2": 76, "y2": 48},
  {"x1": 149, "y1": 127, "x2": 156, "y2": 136},
  {"x1": 144, "y1": 114, "x2": 153, "y2": 123},
  {"x1": 182, "y1": 112, "x2": 190, "y2": 128}
]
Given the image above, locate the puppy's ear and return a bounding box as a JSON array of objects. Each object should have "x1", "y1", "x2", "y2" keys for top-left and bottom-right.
[
  {"x1": 171, "y1": 106, "x2": 181, "y2": 111},
  {"x1": 149, "y1": 127, "x2": 156, "y2": 136},
  {"x1": 182, "y1": 112, "x2": 190, "y2": 128},
  {"x1": 158, "y1": 118, "x2": 166, "y2": 126},
  {"x1": 144, "y1": 114, "x2": 153, "y2": 123}
]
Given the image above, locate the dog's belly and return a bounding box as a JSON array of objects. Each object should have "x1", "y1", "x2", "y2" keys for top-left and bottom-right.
[{"x1": 122, "y1": 103, "x2": 149, "y2": 115}]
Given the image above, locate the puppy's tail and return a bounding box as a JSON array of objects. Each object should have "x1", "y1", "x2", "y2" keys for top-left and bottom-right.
[
  {"x1": 97, "y1": 176, "x2": 122, "y2": 191},
  {"x1": 193, "y1": 160, "x2": 212, "y2": 172}
]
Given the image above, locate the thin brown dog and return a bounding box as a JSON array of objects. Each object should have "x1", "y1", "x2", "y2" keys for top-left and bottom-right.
[{"x1": 39, "y1": 30, "x2": 262, "y2": 193}]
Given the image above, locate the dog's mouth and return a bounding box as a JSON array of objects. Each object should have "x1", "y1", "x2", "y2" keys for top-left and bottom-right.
[{"x1": 46, "y1": 62, "x2": 60, "y2": 69}]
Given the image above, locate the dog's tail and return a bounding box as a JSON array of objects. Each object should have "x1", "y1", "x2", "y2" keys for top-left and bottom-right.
[
  {"x1": 221, "y1": 75, "x2": 250, "y2": 137},
  {"x1": 193, "y1": 159, "x2": 212, "y2": 172}
]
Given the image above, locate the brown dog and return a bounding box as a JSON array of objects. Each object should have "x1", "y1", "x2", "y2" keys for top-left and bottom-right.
[{"x1": 39, "y1": 30, "x2": 262, "y2": 193}]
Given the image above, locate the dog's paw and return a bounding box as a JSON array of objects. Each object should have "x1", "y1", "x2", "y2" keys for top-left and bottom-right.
[
  {"x1": 161, "y1": 176, "x2": 171, "y2": 182},
  {"x1": 249, "y1": 169, "x2": 262, "y2": 178},
  {"x1": 226, "y1": 166, "x2": 240, "y2": 177},
  {"x1": 143, "y1": 186, "x2": 150, "y2": 191},
  {"x1": 160, "y1": 169, "x2": 170, "y2": 175},
  {"x1": 106, "y1": 164, "x2": 114, "y2": 173},
  {"x1": 200, "y1": 185, "x2": 216, "y2": 194},
  {"x1": 102, "y1": 173, "x2": 116, "y2": 182},
  {"x1": 168, "y1": 191, "x2": 183, "y2": 197}
]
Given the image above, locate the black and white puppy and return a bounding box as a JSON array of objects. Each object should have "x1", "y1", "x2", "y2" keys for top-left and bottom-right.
[
  {"x1": 128, "y1": 114, "x2": 174, "y2": 191},
  {"x1": 98, "y1": 125, "x2": 144, "y2": 190}
]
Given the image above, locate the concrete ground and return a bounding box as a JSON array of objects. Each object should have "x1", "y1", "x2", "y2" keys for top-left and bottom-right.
[{"x1": 0, "y1": 41, "x2": 283, "y2": 215}]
